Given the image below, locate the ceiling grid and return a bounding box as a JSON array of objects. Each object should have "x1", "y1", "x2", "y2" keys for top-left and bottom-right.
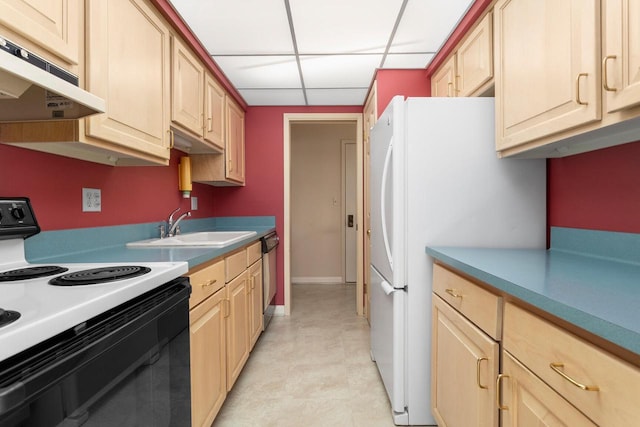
[{"x1": 169, "y1": 0, "x2": 473, "y2": 106}]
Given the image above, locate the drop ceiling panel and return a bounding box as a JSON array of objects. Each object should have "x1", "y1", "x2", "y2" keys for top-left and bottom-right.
[
  {"x1": 213, "y1": 56, "x2": 302, "y2": 88},
  {"x1": 239, "y1": 89, "x2": 306, "y2": 105},
  {"x1": 171, "y1": 0, "x2": 293, "y2": 54},
  {"x1": 289, "y1": 0, "x2": 404, "y2": 54},
  {"x1": 389, "y1": 0, "x2": 474, "y2": 53},
  {"x1": 300, "y1": 55, "x2": 383, "y2": 88},
  {"x1": 383, "y1": 53, "x2": 435, "y2": 69},
  {"x1": 169, "y1": 0, "x2": 475, "y2": 106},
  {"x1": 306, "y1": 88, "x2": 369, "y2": 105}
]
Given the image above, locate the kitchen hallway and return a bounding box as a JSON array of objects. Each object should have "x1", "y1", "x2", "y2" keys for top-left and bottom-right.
[{"x1": 212, "y1": 283, "x2": 402, "y2": 427}]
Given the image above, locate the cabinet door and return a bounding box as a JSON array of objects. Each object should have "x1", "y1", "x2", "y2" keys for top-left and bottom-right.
[
  {"x1": 0, "y1": 0, "x2": 80, "y2": 67},
  {"x1": 248, "y1": 260, "x2": 264, "y2": 349},
  {"x1": 190, "y1": 288, "x2": 227, "y2": 427},
  {"x1": 431, "y1": 56, "x2": 457, "y2": 97},
  {"x1": 225, "y1": 98, "x2": 245, "y2": 184},
  {"x1": 85, "y1": 0, "x2": 171, "y2": 162},
  {"x1": 171, "y1": 36, "x2": 204, "y2": 138},
  {"x1": 500, "y1": 351, "x2": 597, "y2": 427},
  {"x1": 204, "y1": 73, "x2": 226, "y2": 151},
  {"x1": 457, "y1": 12, "x2": 493, "y2": 97},
  {"x1": 226, "y1": 270, "x2": 249, "y2": 390},
  {"x1": 603, "y1": 0, "x2": 640, "y2": 112},
  {"x1": 494, "y1": 0, "x2": 601, "y2": 150},
  {"x1": 431, "y1": 295, "x2": 499, "y2": 427}
]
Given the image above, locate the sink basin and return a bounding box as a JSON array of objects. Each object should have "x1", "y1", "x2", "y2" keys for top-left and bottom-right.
[{"x1": 127, "y1": 231, "x2": 258, "y2": 248}]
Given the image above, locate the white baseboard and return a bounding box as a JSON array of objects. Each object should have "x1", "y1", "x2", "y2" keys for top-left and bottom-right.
[
  {"x1": 291, "y1": 276, "x2": 343, "y2": 284},
  {"x1": 273, "y1": 305, "x2": 285, "y2": 316}
]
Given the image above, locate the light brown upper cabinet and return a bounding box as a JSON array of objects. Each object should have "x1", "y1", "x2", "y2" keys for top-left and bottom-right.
[
  {"x1": 204, "y1": 73, "x2": 226, "y2": 149},
  {"x1": 225, "y1": 97, "x2": 245, "y2": 184},
  {"x1": 494, "y1": 0, "x2": 601, "y2": 152},
  {"x1": 495, "y1": 0, "x2": 640, "y2": 158},
  {"x1": 0, "y1": 0, "x2": 173, "y2": 166},
  {"x1": 0, "y1": 0, "x2": 80, "y2": 73},
  {"x1": 171, "y1": 35, "x2": 225, "y2": 153},
  {"x1": 432, "y1": 56, "x2": 458, "y2": 97},
  {"x1": 191, "y1": 96, "x2": 246, "y2": 186},
  {"x1": 431, "y1": 12, "x2": 494, "y2": 98},
  {"x1": 84, "y1": 0, "x2": 172, "y2": 164},
  {"x1": 602, "y1": 0, "x2": 640, "y2": 113}
]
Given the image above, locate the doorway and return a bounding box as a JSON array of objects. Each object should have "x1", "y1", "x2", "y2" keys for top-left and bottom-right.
[{"x1": 283, "y1": 113, "x2": 364, "y2": 316}]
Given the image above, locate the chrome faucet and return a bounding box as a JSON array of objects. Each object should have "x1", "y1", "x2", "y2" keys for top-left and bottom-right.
[{"x1": 167, "y1": 209, "x2": 191, "y2": 237}]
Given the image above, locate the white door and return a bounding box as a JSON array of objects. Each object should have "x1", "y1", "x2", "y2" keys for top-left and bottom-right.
[{"x1": 343, "y1": 141, "x2": 357, "y2": 283}]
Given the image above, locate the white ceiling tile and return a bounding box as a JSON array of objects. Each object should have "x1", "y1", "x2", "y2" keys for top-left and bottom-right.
[
  {"x1": 239, "y1": 89, "x2": 306, "y2": 106},
  {"x1": 171, "y1": 0, "x2": 473, "y2": 105},
  {"x1": 170, "y1": 0, "x2": 294, "y2": 54},
  {"x1": 290, "y1": 0, "x2": 404, "y2": 54},
  {"x1": 213, "y1": 56, "x2": 301, "y2": 89},
  {"x1": 382, "y1": 53, "x2": 434, "y2": 69},
  {"x1": 390, "y1": 0, "x2": 474, "y2": 53},
  {"x1": 306, "y1": 89, "x2": 369, "y2": 105},
  {"x1": 300, "y1": 55, "x2": 382, "y2": 88}
]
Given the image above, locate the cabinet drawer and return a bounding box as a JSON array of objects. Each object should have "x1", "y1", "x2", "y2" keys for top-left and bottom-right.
[
  {"x1": 187, "y1": 259, "x2": 224, "y2": 309},
  {"x1": 501, "y1": 350, "x2": 597, "y2": 427},
  {"x1": 433, "y1": 264, "x2": 502, "y2": 340},
  {"x1": 504, "y1": 303, "x2": 640, "y2": 427},
  {"x1": 225, "y1": 249, "x2": 246, "y2": 283},
  {"x1": 246, "y1": 241, "x2": 262, "y2": 266}
]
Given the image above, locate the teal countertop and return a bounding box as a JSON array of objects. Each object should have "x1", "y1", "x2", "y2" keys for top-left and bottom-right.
[
  {"x1": 25, "y1": 216, "x2": 276, "y2": 270},
  {"x1": 426, "y1": 227, "x2": 640, "y2": 358}
]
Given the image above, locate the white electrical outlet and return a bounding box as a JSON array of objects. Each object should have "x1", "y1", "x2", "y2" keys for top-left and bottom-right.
[
  {"x1": 82, "y1": 188, "x2": 102, "y2": 212},
  {"x1": 191, "y1": 196, "x2": 198, "y2": 211}
]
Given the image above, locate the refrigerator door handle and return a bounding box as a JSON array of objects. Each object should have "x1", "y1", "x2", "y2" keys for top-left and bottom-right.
[
  {"x1": 380, "y1": 279, "x2": 395, "y2": 295},
  {"x1": 380, "y1": 138, "x2": 394, "y2": 270}
]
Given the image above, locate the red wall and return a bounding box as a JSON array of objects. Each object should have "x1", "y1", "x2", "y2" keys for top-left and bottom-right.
[
  {"x1": 375, "y1": 69, "x2": 431, "y2": 115},
  {"x1": 0, "y1": 144, "x2": 216, "y2": 230},
  {"x1": 548, "y1": 141, "x2": 640, "y2": 233},
  {"x1": 212, "y1": 105, "x2": 362, "y2": 304}
]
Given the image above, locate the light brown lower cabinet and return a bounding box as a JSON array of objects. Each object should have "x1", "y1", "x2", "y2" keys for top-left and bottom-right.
[
  {"x1": 187, "y1": 242, "x2": 265, "y2": 425},
  {"x1": 431, "y1": 294, "x2": 499, "y2": 427},
  {"x1": 503, "y1": 302, "x2": 640, "y2": 427},
  {"x1": 432, "y1": 262, "x2": 640, "y2": 427},
  {"x1": 189, "y1": 287, "x2": 227, "y2": 427},
  {"x1": 498, "y1": 351, "x2": 597, "y2": 427},
  {"x1": 225, "y1": 269, "x2": 250, "y2": 391},
  {"x1": 248, "y1": 259, "x2": 264, "y2": 348}
]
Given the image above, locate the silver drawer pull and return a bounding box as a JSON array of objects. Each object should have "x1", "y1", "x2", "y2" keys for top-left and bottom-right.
[{"x1": 549, "y1": 363, "x2": 599, "y2": 391}]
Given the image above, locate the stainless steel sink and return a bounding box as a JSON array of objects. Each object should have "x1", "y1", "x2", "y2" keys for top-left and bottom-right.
[{"x1": 127, "y1": 231, "x2": 257, "y2": 248}]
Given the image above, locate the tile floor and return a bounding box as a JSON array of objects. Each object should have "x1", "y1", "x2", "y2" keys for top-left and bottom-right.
[{"x1": 212, "y1": 283, "x2": 400, "y2": 427}]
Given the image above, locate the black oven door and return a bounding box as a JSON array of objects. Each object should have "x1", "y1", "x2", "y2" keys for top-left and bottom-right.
[{"x1": 0, "y1": 278, "x2": 191, "y2": 427}]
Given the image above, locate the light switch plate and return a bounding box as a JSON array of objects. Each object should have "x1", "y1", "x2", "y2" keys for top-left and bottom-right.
[
  {"x1": 191, "y1": 196, "x2": 198, "y2": 211},
  {"x1": 82, "y1": 188, "x2": 101, "y2": 212}
]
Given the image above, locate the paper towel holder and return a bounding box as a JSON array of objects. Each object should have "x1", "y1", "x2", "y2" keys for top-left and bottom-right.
[{"x1": 178, "y1": 156, "x2": 192, "y2": 198}]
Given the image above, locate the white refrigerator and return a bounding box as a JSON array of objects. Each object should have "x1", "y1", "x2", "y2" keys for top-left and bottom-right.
[{"x1": 369, "y1": 96, "x2": 546, "y2": 425}]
